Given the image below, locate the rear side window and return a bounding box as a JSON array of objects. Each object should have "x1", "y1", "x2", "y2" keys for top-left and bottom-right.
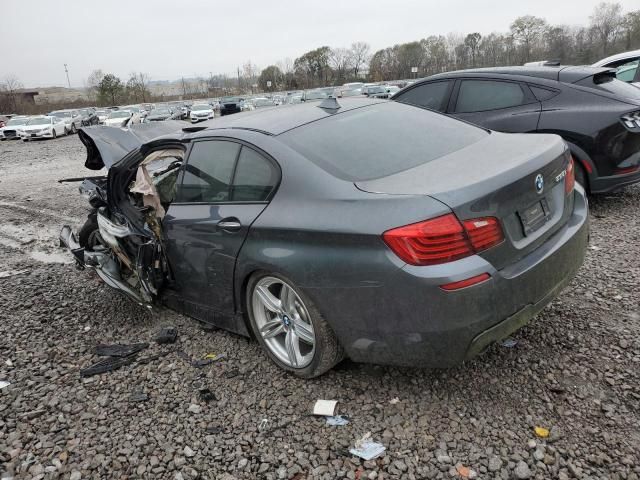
[
  {"x1": 231, "y1": 147, "x2": 278, "y2": 201},
  {"x1": 394, "y1": 81, "x2": 451, "y2": 112},
  {"x1": 529, "y1": 85, "x2": 559, "y2": 101},
  {"x1": 455, "y1": 80, "x2": 526, "y2": 113},
  {"x1": 280, "y1": 102, "x2": 487, "y2": 181},
  {"x1": 615, "y1": 60, "x2": 639, "y2": 83},
  {"x1": 177, "y1": 140, "x2": 240, "y2": 202}
]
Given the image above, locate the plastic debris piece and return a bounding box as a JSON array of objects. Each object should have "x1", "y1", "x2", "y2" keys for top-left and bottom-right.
[
  {"x1": 5, "y1": 359, "x2": 13, "y2": 367},
  {"x1": 80, "y1": 355, "x2": 137, "y2": 377},
  {"x1": 354, "y1": 432, "x2": 371, "y2": 448},
  {"x1": 501, "y1": 338, "x2": 518, "y2": 348},
  {"x1": 205, "y1": 425, "x2": 222, "y2": 434},
  {"x1": 456, "y1": 464, "x2": 477, "y2": 478},
  {"x1": 326, "y1": 415, "x2": 350, "y2": 426},
  {"x1": 0, "y1": 380, "x2": 10, "y2": 389},
  {"x1": 313, "y1": 399, "x2": 338, "y2": 416},
  {"x1": 389, "y1": 397, "x2": 400, "y2": 405},
  {"x1": 199, "y1": 388, "x2": 216, "y2": 403},
  {"x1": 193, "y1": 359, "x2": 215, "y2": 368},
  {"x1": 94, "y1": 343, "x2": 149, "y2": 357},
  {"x1": 224, "y1": 369, "x2": 240, "y2": 379},
  {"x1": 154, "y1": 327, "x2": 178, "y2": 344},
  {"x1": 129, "y1": 392, "x2": 148, "y2": 402},
  {"x1": 534, "y1": 426, "x2": 550, "y2": 438},
  {"x1": 204, "y1": 352, "x2": 226, "y2": 361},
  {"x1": 258, "y1": 418, "x2": 270, "y2": 432},
  {"x1": 349, "y1": 439, "x2": 385, "y2": 460}
]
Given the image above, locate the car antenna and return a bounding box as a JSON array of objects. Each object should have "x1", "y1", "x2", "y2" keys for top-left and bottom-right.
[{"x1": 317, "y1": 96, "x2": 341, "y2": 112}]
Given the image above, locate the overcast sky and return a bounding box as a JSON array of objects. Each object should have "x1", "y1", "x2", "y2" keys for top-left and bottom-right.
[{"x1": 3, "y1": 0, "x2": 638, "y2": 87}]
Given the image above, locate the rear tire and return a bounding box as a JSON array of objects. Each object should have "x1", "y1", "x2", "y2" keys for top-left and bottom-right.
[
  {"x1": 246, "y1": 272, "x2": 343, "y2": 378},
  {"x1": 78, "y1": 212, "x2": 103, "y2": 251},
  {"x1": 71, "y1": 124, "x2": 77, "y2": 134},
  {"x1": 52, "y1": 130, "x2": 57, "y2": 139}
]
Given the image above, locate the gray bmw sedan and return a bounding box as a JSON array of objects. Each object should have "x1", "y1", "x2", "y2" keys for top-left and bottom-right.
[{"x1": 61, "y1": 98, "x2": 588, "y2": 377}]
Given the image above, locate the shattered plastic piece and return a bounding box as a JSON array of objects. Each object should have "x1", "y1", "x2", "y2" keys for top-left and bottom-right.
[
  {"x1": 0, "y1": 380, "x2": 10, "y2": 389},
  {"x1": 389, "y1": 397, "x2": 400, "y2": 405},
  {"x1": 326, "y1": 415, "x2": 350, "y2": 426},
  {"x1": 80, "y1": 355, "x2": 137, "y2": 377},
  {"x1": 258, "y1": 418, "x2": 270, "y2": 432},
  {"x1": 224, "y1": 369, "x2": 240, "y2": 379},
  {"x1": 534, "y1": 426, "x2": 550, "y2": 438},
  {"x1": 5, "y1": 359, "x2": 13, "y2": 367},
  {"x1": 501, "y1": 338, "x2": 518, "y2": 348},
  {"x1": 154, "y1": 327, "x2": 177, "y2": 344},
  {"x1": 313, "y1": 399, "x2": 338, "y2": 416},
  {"x1": 129, "y1": 392, "x2": 148, "y2": 402},
  {"x1": 204, "y1": 353, "x2": 226, "y2": 361},
  {"x1": 349, "y1": 441, "x2": 385, "y2": 460},
  {"x1": 94, "y1": 343, "x2": 149, "y2": 357},
  {"x1": 456, "y1": 464, "x2": 477, "y2": 478}
]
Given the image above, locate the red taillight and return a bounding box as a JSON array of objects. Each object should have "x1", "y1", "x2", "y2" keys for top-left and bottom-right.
[
  {"x1": 565, "y1": 157, "x2": 575, "y2": 194},
  {"x1": 614, "y1": 165, "x2": 640, "y2": 175},
  {"x1": 383, "y1": 213, "x2": 503, "y2": 266},
  {"x1": 462, "y1": 217, "x2": 504, "y2": 252}
]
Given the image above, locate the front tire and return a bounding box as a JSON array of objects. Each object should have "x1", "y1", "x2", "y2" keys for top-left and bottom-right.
[
  {"x1": 246, "y1": 272, "x2": 343, "y2": 378},
  {"x1": 52, "y1": 129, "x2": 57, "y2": 139},
  {"x1": 71, "y1": 124, "x2": 77, "y2": 134}
]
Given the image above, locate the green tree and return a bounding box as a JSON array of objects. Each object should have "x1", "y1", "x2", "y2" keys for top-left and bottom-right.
[
  {"x1": 464, "y1": 33, "x2": 482, "y2": 67},
  {"x1": 258, "y1": 65, "x2": 283, "y2": 91},
  {"x1": 98, "y1": 74, "x2": 124, "y2": 106}
]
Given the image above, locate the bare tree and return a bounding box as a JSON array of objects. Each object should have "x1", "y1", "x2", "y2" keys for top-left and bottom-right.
[
  {"x1": 348, "y1": 42, "x2": 371, "y2": 79},
  {"x1": 510, "y1": 15, "x2": 548, "y2": 62},
  {"x1": 86, "y1": 69, "x2": 104, "y2": 100},
  {"x1": 329, "y1": 48, "x2": 352, "y2": 83},
  {"x1": 590, "y1": 2, "x2": 623, "y2": 55},
  {"x1": 3, "y1": 75, "x2": 23, "y2": 112}
]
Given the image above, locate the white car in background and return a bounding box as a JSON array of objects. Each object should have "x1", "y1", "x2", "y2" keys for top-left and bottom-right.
[
  {"x1": 0, "y1": 116, "x2": 30, "y2": 140},
  {"x1": 189, "y1": 103, "x2": 215, "y2": 123},
  {"x1": 592, "y1": 49, "x2": 640, "y2": 86},
  {"x1": 103, "y1": 110, "x2": 132, "y2": 127},
  {"x1": 95, "y1": 109, "x2": 109, "y2": 124},
  {"x1": 49, "y1": 109, "x2": 81, "y2": 134},
  {"x1": 17, "y1": 116, "x2": 67, "y2": 141}
]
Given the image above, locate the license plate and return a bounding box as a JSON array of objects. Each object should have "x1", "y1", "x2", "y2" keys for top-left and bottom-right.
[{"x1": 519, "y1": 199, "x2": 550, "y2": 235}]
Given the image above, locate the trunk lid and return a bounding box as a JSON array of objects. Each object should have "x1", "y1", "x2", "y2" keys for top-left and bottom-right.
[{"x1": 356, "y1": 132, "x2": 573, "y2": 270}]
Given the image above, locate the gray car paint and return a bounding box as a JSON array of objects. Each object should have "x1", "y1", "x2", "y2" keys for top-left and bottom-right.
[{"x1": 65, "y1": 100, "x2": 589, "y2": 368}]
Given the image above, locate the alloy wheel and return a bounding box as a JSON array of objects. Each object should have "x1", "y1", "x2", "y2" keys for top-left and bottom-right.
[{"x1": 251, "y1": 276, "x2": 316, "y2": 368}]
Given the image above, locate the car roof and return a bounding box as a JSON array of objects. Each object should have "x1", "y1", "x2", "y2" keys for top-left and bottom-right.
[
  {"x1": 190, "y1": 97, "x2": 386, "y2": 137},
  {"x1": 592, "y1": 49, "x2": 640, "y2": 67},
  {"x1": 427, "y1": 66, "x2": 612, "y2": 84}
]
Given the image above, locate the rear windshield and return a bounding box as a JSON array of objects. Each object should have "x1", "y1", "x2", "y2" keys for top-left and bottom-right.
[
  {"x1": 576, "y1": 74, "x2": 640, "y2": 100},
  {"x1": 279, "y1": 102, "x2": 488, "y2": 181}
]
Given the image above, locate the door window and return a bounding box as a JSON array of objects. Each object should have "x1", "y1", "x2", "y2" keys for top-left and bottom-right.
[
  {"x1": 616, "y1": 60, "x2": 639, "y2": 83},
  {"x1": 177, "y1": 140, "x2": 240, "y2": 202},
  {"x1": 231, "y1": 147, "x2": 278, "y2": 201},
  {"x1": 394, "y1": 81, "x2": 451, "y2": 112},
  {"x1": 455, "y1": 80, "x2": 526, "y2": 113}
]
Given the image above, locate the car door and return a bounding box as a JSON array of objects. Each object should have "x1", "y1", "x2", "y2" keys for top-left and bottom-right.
[
  {"x1": 163, "y1": 138, "x2": 279, "y2": 317},
  {"x1": 448, "y1": 78, "x2": 541, "y2": 132}
]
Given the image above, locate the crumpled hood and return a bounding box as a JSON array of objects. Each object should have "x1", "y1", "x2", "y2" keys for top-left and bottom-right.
[{"x1": 78, "y1": 121, "x2": 186, "y2": 170}]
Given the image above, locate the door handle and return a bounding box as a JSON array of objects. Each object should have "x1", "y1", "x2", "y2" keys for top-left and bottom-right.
[{"x1": 217, "y1": 219, "x2": 242, "y2": 232}]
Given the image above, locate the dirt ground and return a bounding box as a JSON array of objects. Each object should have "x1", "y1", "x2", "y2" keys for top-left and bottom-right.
[{"x1": 1, "y1": 134, "x2": 639, "y2": 480}]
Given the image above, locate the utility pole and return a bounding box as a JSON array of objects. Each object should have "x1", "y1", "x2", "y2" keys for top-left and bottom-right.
[{"x1": 64, "y1": 64, "x2": 71, "y2": 88}]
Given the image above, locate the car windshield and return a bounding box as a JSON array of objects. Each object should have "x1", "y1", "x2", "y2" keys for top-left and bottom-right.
[
  {"x1": 191, "y1": 105, "x2": 210, "y2": 111},
  {"x1": 304, "y1": 91, "x2": 328, "y2": 100},
  {"x1": 50, "y1": 111, "x2": 71, "y2": 118},
  {"x1": 27, "y1": 117, "x2": 51, "y2": 126},
  {"x1": 95, "y1": 110, "x2": 107, "y2": 116},
  {"x1": 7, "y1": 118, "x2": 26, "y2": 126},
  {"x1": 108, "y1": 111, "x2": 130, "y2": 119},
  {"x1": 222, "y1": 97, "x2": 240, "y2": 102},
  {"x1": 280, "y1": 102, "x2": 487, "y2": 181},
  {"x1": 152, "y1": 109, "x2": 170, "y2": 115},
  {"x1": 368, "y1": 86, "x2": 386, "y2": 93}
]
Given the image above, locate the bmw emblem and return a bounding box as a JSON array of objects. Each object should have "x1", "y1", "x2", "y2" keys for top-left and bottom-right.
[{"x1": 535, "y1": 174, "x2": 544, "y2": 194}]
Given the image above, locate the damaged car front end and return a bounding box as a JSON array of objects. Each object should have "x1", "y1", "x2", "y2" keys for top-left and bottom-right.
[{"x1": 60, "y1": 122, "x2": 187, "y2": 306}]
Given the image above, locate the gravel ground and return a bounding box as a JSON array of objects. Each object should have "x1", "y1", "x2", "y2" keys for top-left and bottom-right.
[{"x1": 1, "y1": 134, "x2": 639, "y2": 480}]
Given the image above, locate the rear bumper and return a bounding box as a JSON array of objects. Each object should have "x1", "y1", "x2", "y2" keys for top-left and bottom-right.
[
  {"x1": 320, "y1": 187, "x2": 589, "y2": 368},
  {"x1": 590, "y1": 167, "x2": 640, "y2": 193}
]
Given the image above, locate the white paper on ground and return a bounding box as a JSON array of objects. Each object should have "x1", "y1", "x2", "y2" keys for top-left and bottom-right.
[
  {"x1": 349, "y1": 441, "x2": 386, "y2": 460},
  {"x1": 313, "y1": 399, "x2": 338, "y2": 416},
  {"x1": 0, "y1": 380, "x2": 10, "y2": 389}
]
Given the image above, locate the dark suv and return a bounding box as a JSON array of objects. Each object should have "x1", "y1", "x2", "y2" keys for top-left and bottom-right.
[{"x1": 391, "y1": 66, "x2": 640, "y2": 193}]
